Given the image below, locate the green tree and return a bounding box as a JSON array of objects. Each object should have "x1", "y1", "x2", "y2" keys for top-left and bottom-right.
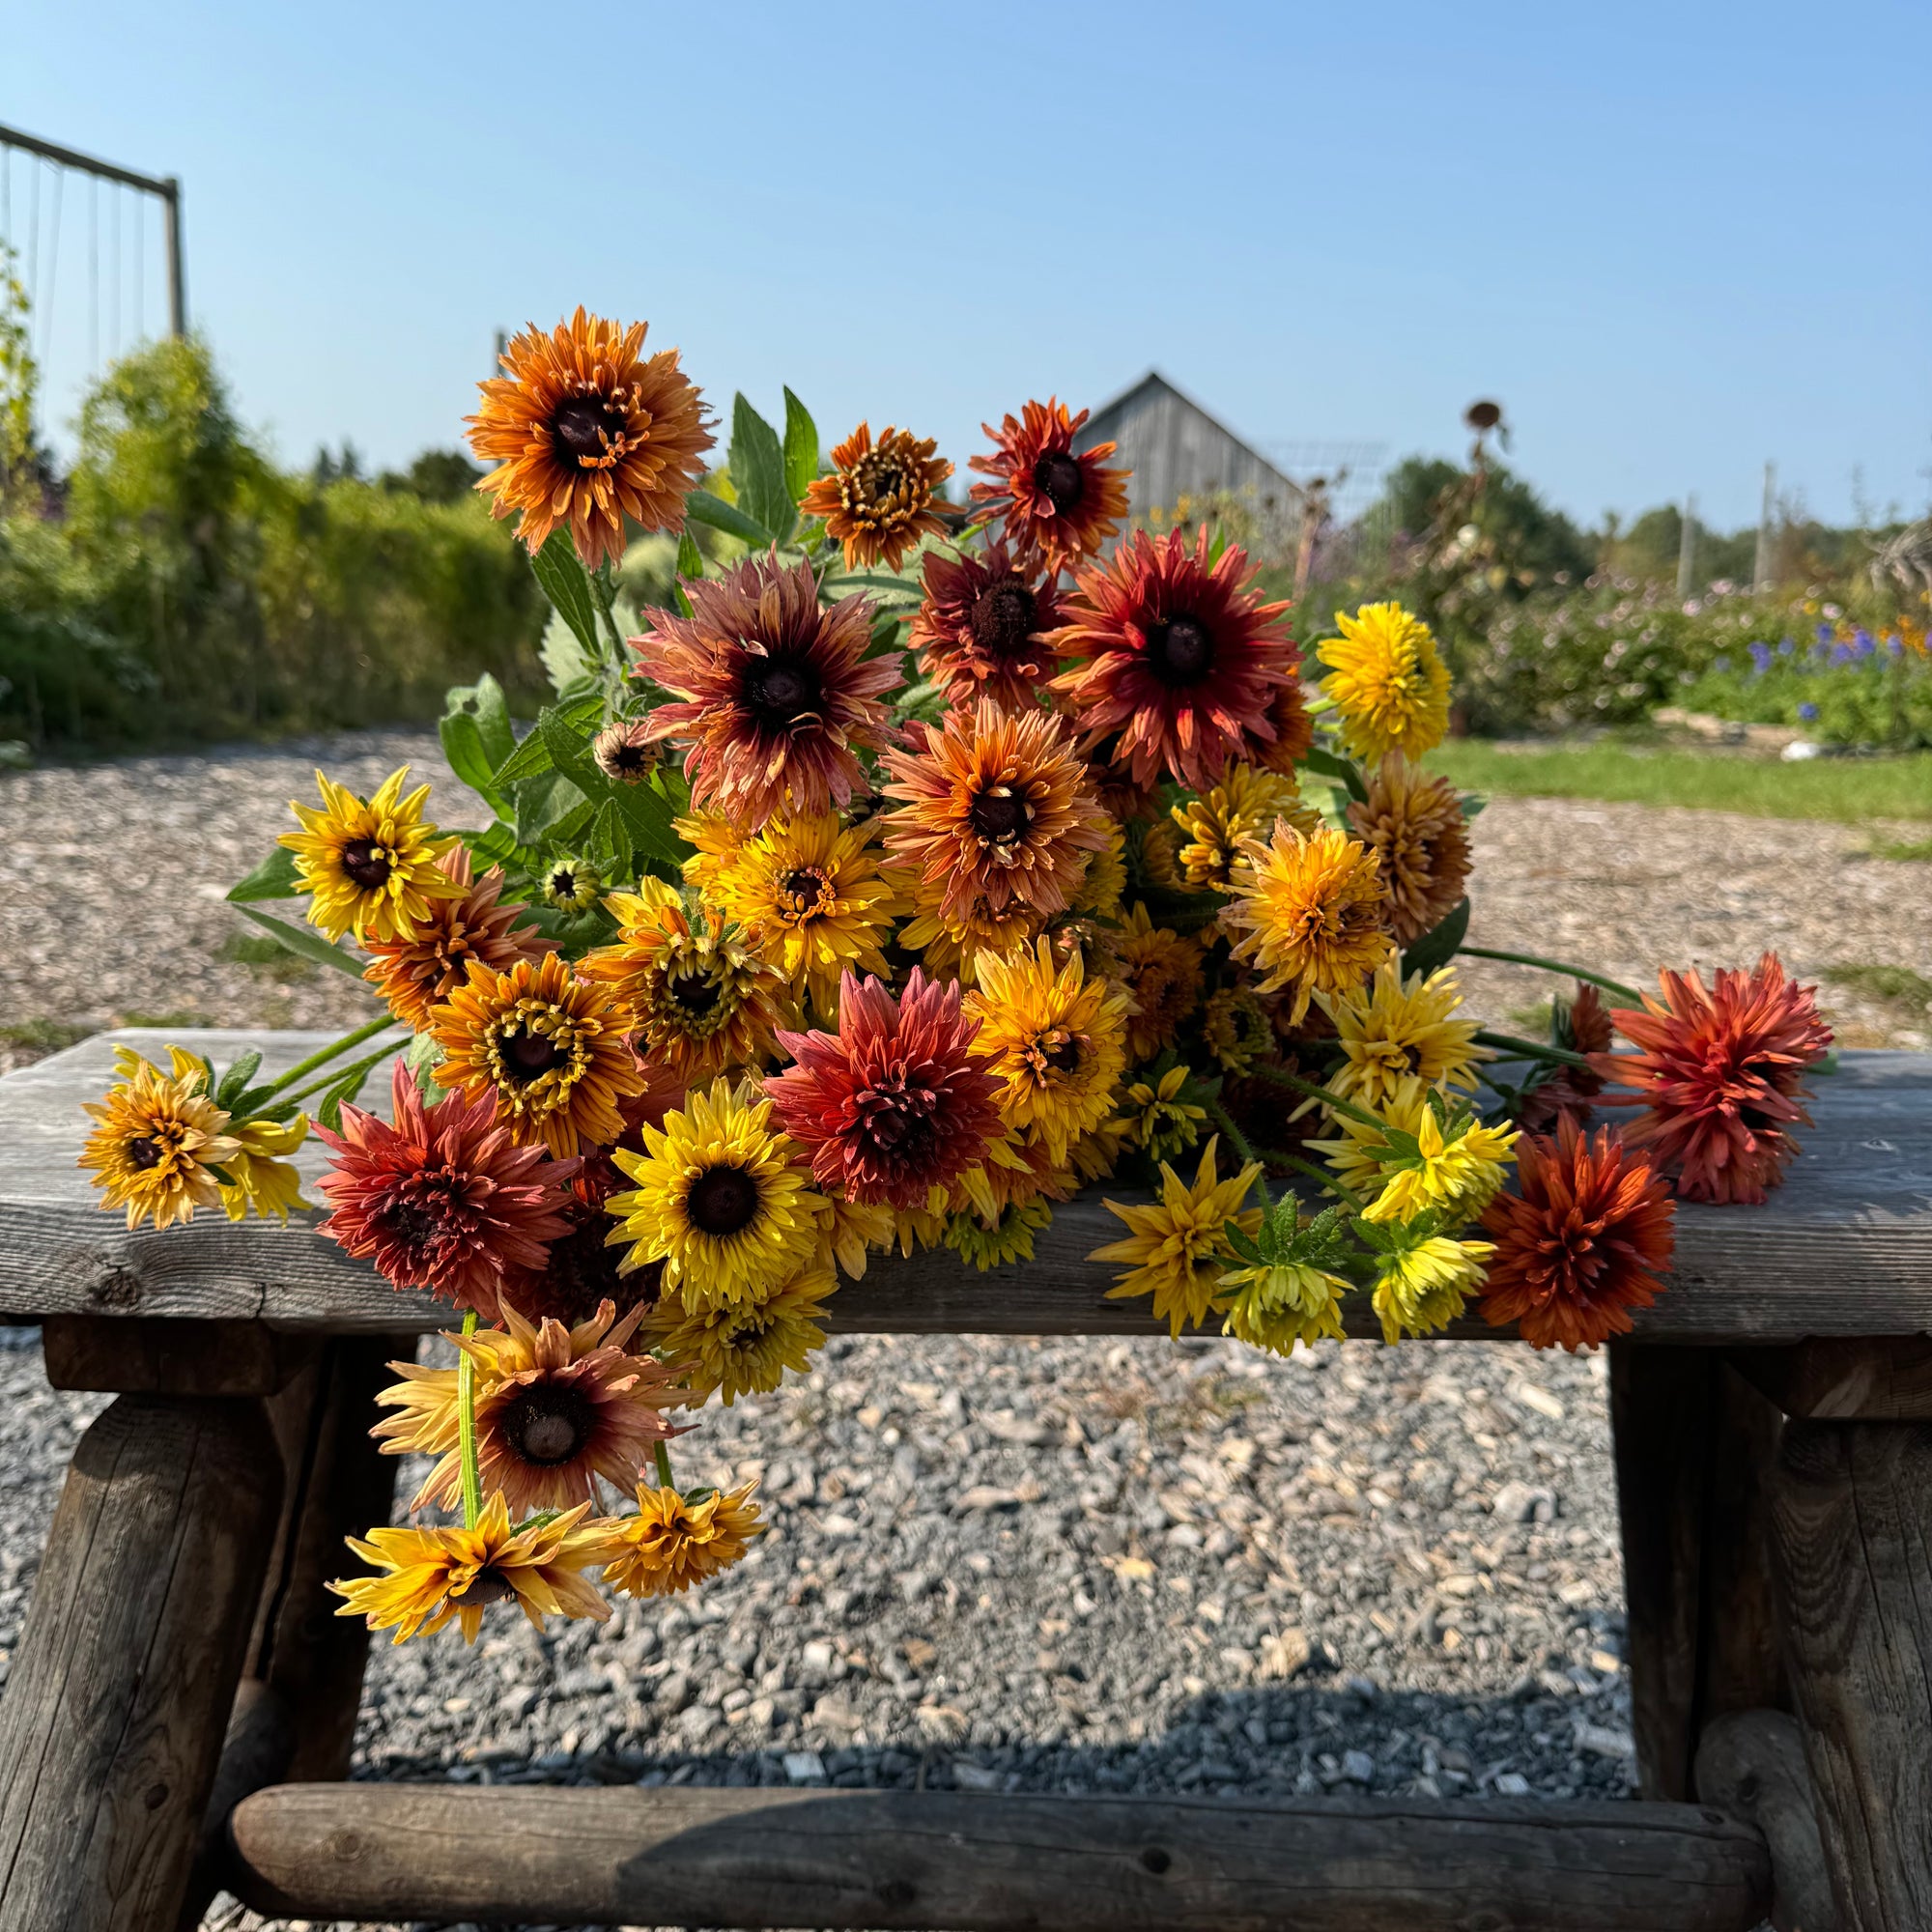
[{"x1": 0, "y1": 243, "x2": 40, "y2": 507}]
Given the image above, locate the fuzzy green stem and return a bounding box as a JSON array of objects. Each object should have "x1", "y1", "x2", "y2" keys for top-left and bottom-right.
[
  {"x1": 1459, "y1": 946, "x2": 1645, "y2": 1009},
  {"x1": 279, "y1": 1039, "x2": 408, "y2": 1111},
  {"x1": 653, "y1": 1440, "x2": 676, "y2": 1492},
  {"x1": 457, "y1": 1309, "x2": 481, "y2": 1532},
  {"x1": 1206, "y1": 1101, "x2": 1270, "y2": 1209},
  {"x1": 258, "y1": 1015, "x2": 398, "y2": 1100},
  {"x1": 1472, "y1": 1029, "x2": 1595, "y2": 1070},
  {"x1": 1279, "y1": 1151, "x2": 1370, "y2": 1212},
  {"x1": 1246, "y1": 1064, "x2": 1390, "y2": 1136}
]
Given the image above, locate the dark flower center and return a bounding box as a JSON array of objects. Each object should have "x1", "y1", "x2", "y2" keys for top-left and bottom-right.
[
  {"x1": 853, "y1": 452, "x2": 908, "y2": 510},
  {"x1": 745, "y1": 656, "x2": 821, "y2": 730},
  {"x1": 1042, "y1": 1035, "x2": 1083, "y2": 1074},
  {"x1": 852, "y1": 1072, "x2": 941, "y2": 1168},
  {"x1": 668, "y1": 970, "x2": 722, "y2": 1015},
  {"x1": 499, "y1": 1027, "x2": 565, "y2": 1082},
  {"x1": 553, "y1": 395, "x2": 619, "y2": 468},
  {"x1": 548, "y1": 867, "x2": 579, "y2": 900},
  {"x1": 127, "y1": 1135, "x2": 165, "y2": 1170},
  {"x1": 969, "y1": 786, "x2": 1034, "y2": 846},
  {"x1": 728, "y1": 1320, "x2": 776, "y2": 1351},
  {"x1": 969, "y1": 580, "x2": 1037, "y2": 661},
  {"x1": 499, "y1": 1382, "x2": 598, "y2": 1467},
  {"x1": 1034, "y1": 450, "x2": 1085, "y2": 513},
  {"x1": 384, "y1": 1201, "x2": 444, "y2": 1246},
  {"x1": 607, "y1": 741, "x2": 651, "y2": 777},
  {"x1": 781, "y1": 867, "x2": 831, "y2": 916},
  {"x1": 452, "y1": 1568, "x2": 517, "y2": 1605},
  {"x1": 340, "y1": 838, "x2": 392, "y2": 891},
  {"x1": 687, "y1": 1164, "x2": 761, "y2": 1236},
  {"x1": 1147, "y1": 614, "x2": 1214, "y2": 687}
]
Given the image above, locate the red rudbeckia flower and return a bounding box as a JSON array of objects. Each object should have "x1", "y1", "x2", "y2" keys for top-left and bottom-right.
[
  {"x1": 910, "y1": 541, "x2": 1065, "y2": 712},
  {"x1": 968, "y1": 398, "x2": 1128, "y2": 575}
]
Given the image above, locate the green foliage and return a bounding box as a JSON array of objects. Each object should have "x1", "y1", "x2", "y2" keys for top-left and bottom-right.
[
  {"x1": 1825, "y1": 963, "x2": 1932, "y2": 1009},
  {"x1": 0, "y1": 243, "x2": 37, "y2": 503},
  {"x1": 0, "y1": 336, "x2": 547, "y2": 752},
  {"x1": 1677, "y1": 623, "x2": 1932, "y2": 751}
]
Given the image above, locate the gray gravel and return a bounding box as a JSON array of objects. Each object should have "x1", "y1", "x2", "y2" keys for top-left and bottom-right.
[{"x1": 4, "y1": 726, "x2": 1908, "y2": 1930}]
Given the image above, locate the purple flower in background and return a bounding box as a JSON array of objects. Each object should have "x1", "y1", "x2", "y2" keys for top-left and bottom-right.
[
  {"x1": 1887, "y1": 633, "x2": 1904, "y2": 657},
  {"x1": 1815, "y1": 621, "x2": 1834, "y2": 645},
  {"x1": 1831, "y1": 642, "x2": 1856, "y2": 666},
  {"x1": 1777, "y1": 636, "x2": 1795, "y2": 656},
  {"x1": 1798, "y1": 701, "x2": 1820, "y2": 722},
  {"x1": 1748, "y1": 640, "x2": 1774, "y2": 674},
  {"x1": 1854, "y1": 628, "x2": 1876, "y2": 657}
]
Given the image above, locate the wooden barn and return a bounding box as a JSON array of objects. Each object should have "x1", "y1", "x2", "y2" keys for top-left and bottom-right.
[{"x1": 1074, "y1": 369, "x2": 1300, "y2": 539}]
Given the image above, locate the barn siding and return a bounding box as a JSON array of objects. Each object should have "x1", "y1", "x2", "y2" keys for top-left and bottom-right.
[{"x1": 1077, "y1": 374, "x2": 1294, "y2": 533}]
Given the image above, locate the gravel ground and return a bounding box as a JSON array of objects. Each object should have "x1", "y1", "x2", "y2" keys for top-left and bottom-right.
[{"x1": 3, "y1": 728, "x2": 1925, "y2": 1932}]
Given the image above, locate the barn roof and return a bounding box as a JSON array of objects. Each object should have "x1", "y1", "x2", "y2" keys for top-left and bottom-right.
[{"x1": 1079, "y1": 369, "x2": 1300, "y2": 498}]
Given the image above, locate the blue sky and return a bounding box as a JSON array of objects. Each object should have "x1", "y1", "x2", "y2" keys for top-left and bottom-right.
[{"x1": 6, "y1": 0, "x2": 1929, "y2": 531}]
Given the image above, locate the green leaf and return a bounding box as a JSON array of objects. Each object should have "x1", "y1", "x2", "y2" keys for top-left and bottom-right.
[
  {"x1": 675, "y1": 529, "x2": 703, "y2": 581},
  {"x1": 316, "y1": 1058, "x2": 378, "y2": 1135},
  {"x1": 529, "y1": 529, "x2": 602, "y2": 656},
  {"x1": 683, "y1": 487, "x2": 772, "y2": 547},
  {"x1": 587, "y1": 798, "x2": 633, "y2": 879},
  {"x1": 493, "y1": 724, "x2": 555, "y2": 788},
  {"x1": 538, "y1": 607, "x2": 598, "y2": 696},
  {"x1": 447, "y1": 674, "x2": 514, "y2": 770},
  {"x1": 730, "y1": 393, "x2": 794, "y2": 544},
  {"x1": 782, "y1": 386, "x2": 820, "y2": 504},
  {"x1": 440, "y1": 710, "x2": 502, "y2": 805},
  {"x1": 1460, "y1": 792, "x2": 1488, "y2": 820},
  {"x1": 213, "y1": 1049, "x2": 264, "y2": 1111},
  {"x1": 1302, "y1": 745, "x2": 1369, "y2": 805},
  {"x1": 1401, "y1": 896, "x2": 1470, "y2": 980},
  {"x1": 225, "y1": 845, "x2": 303, "y2": 904},
  {"x1": 1223, "y1": 1223, "x2": 1265, "y2": 1266},
  {"x1": 513, "y1": 768, "x2": 590, "y2": 846},
  {"x1": 231, "y1": 905, "x2": 369, "y2": 981}
]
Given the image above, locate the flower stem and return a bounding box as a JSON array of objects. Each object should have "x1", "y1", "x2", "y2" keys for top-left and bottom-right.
[
  {"x1": 258, "y1": 1015, "x2": 398, "y2": 1100},
  {"x1": 1472, "y1": 1029, "x2": 1594, "y2": 1070},
  {"x1": 278, "y1": 1039, "x2": 409, "y2": 1110},
  {"x1": 1246, "y1": 1064, "x2": 1390, "y2": 1135},
  {"x1": 1278, "y1": 1151, "x2": 1370, "y2": 1212},
  {"x1": 457, "y1": 1309, "x2": 481, "y2": 1532},
  {"x1": 1206, "y1": 1101, "x2": 1270, "y2": 1208},
  {"x1": 653, "y1": 1440, "x2": 676, "y2": 1492},
  {"x1": 1459, "y1": 946, "x2": 1645, "y2": 1009}
]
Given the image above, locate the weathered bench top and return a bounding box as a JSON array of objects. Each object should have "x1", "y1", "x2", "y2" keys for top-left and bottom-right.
[{"x1": 2, "y1": 1030, "x2": 1927, "y2": 1344}]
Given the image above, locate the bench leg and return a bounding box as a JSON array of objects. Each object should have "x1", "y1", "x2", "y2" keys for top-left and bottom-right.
[
  {"x1": 0, "y1": 1393, "x2": 282, "y2": 1932},
  {"x1": 1609, "y1": 1345, "x2": 1786, "y2": 1802},
  {"x1": 1769, "y1": 1418, "x2": 1932, "y2": 1929}
]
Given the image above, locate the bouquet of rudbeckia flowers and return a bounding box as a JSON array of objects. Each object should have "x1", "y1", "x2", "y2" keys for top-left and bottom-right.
[{"x1": 79, "y1": 308, "x2": 1836, "y2": 1646}]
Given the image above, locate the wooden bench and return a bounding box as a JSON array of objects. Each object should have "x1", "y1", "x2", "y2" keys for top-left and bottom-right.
[{"x1": 0, "y1": 1028, "x2": 1927, "y2": 1931}]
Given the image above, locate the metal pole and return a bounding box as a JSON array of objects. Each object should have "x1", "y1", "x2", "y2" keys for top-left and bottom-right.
[
  {"x1": 1753, "y1": 461, "x2": 1776, "y2": 591},
  {"x1": 1676, "y1": 493, "x2": 1697, "y2": 600},
  {"x1": 163, "y1": 179, "x2": 185, "y2": 336}
]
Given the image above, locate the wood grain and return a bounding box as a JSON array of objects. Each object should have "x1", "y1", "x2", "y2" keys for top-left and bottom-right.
[
  {"x1": 1695, "y1": 1709, "x2": 1837, "y2": 1932},
  {"x1": 42, "y1": 1315, "x2": 318, "y2": 1396},
  {"x1": 227, "y1": 1781, "x2": 1772, "y2": 1932},
  {"x1": 1732, "y1": 1338, "x2": 1932, "y2": 1421},
  {"x1": 0, "y1": 1394, "x2": 282, "y2": 1932},
  {"x1": 1769, "y1": 1420, "x2": 1932, "y2": 1931},
  {"x1": 7, "y1": 1030, "x2": 1931, "y2": 1341}
]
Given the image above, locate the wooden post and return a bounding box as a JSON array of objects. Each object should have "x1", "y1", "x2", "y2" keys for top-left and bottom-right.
[
  {"x1": 0, "y1": 1393, "x2": 281, "y2": 1932},
  {"x1": 1695, "y1": 1709, "x2": 1837, "y2": 1932},
  {"x1": 1769, "y1": 1420, "x2": 1932, "y2": 1930},
  {"x1": 1611, "y1": 1346, "x2": 1786, "y2": 1801}
]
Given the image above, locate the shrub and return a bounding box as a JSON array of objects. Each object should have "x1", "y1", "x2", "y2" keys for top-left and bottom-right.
[{"x1": 1679, "y1": 619, "x2": 1932, "y2": 749}]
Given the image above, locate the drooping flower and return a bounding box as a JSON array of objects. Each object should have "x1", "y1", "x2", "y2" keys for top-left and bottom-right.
[
  {"x1": 764, "y1": 968, "x2": 1005, "y2": 1210},
  {"x1": 1092, "y1": 1139, "x2": 1264, "y2": 1338},
  {"x1": 945, "y1": 1200, "x2": 1054, "y2": 1270},
  {"x1": 430, "y1": 952, "x2": 645, "y2": 1160},
  {"x1": 330, "y1": 1492, "x2": 611, "y2": 1645},
  {"x1": 1346, "y1": 754, "x2": 1472, "y2": 948},
  {"x1": 630, "y1": 553, "x2": 900, "y2": 830},
  {"x1": 910, "y1": 541, "x2": 1065, "y2": 712},
  {"x1": 1518, "y1": 984, "x2": 1613, "y2": 1134},
  {"x1": 592, "y1": 718, "x2": 662, "y2": 785},
  {"x1": 1219, "y1": 1258, "x2": 1349, "y2": 1356},
  {"x1": 881, "y1": 700, "x2": 1110, "y2": 925},
  {"x1": 1202, "y1": 985, "x2": 1276, "y2": 1076},
  {"x1": 281, "y1": 766, "x2": 465, "y2": 946},
  {"x1": 600, "y1": 1480, "x2": 765, "y2": 1598},
  {"x1": 1317, "y1": 602, "x2": 1451, "y2": 763},
  {"x1": 79, "y1": 1045, "x2": 241, "y2": 1231},
  {"x1": 649, "y1": 1264, "x2": 838, "y2": 1406},
  {"x1": 1115, "y1": 903, "x2": 1205, "y2": 1062},
  {"x1": 812, "y1": 1191, "x2": 895, "y2": 1283},
  {"x1": 1051, "y1": 527, "x2": 1301, "y2": 790},
  {"x1": 967, "y1": 397, "x2": 1128, "y2": 574},
  {"x1": 605, "y1": 1077, "x2": 823, "y2": 1310},
  {"x1": 1366, "y1": 1228, "x2": 1493, "y2": 1344},
  {"x1": 313, "y1": 1065, "x2": 579, "y2": 1317},
  {"x1": 219, "y1": 1114, "x2": 311, "y2": 1223},
  {"x1": 1220, "y1": 822, "x2": 1391, "y2": 1024},
  {"x1": 702, "y1": 814, "x2": 902, "y2": 1021},
  {"x1": 800, "y1": 421, "x2": 952, "y2": 572},
  {"x1": 361, "y1": 848, "x2": 556, "y2": 1032},
  {"x1": 952, "y1": 1126, "x2": 1076, "y2": 1227},
  {"x1": 1358, "y1": 1105, "x2": 1518, "y2": 1226},
  {"x1": 1480, "y1": 1120, "x2": 1676, "y2": 1350},
  {"x1": 1121, "y1": 1063, "x2": 1208, "y2": 1163},
  {"x1": 579, "y1": 879, "x2": 788, "y2": 1085},
  {"x1": 466, "y1": 307, "x2": 713, "y2": 570},
  {"x1": 1592, "y1": 953, "x2": 1833, "y2": 1204},
  {"x1": 1320, "y1": 957, "x2": 1486, "y2": 1114},
  {"x1": 374, "y1": 1298, "x2": 680, "y2": 1516},
  {"x1": 965, "y1": 936, "x2": 1130, "y2": 1165},
  {"x1": 1171, "y1": 761, "x2": 1319, "y2": 891},
  {"x1": 894, "y1": 872, "x2": 1045, "y2": 986}
]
